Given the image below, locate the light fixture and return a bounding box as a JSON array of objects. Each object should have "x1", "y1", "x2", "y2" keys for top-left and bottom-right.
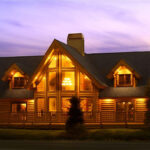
[{"x1": 62, "y1": 78, "x2": 72, "y2": 86}]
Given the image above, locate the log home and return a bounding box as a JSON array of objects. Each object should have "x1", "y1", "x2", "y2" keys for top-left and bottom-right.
[{"x1": 0, "y1": 33, "x2": 149, "y2": 127}]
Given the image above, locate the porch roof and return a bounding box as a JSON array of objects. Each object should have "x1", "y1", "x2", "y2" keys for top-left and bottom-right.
[
  {"x1": 99, "y1": 86, "x2": 146, "y2": 98},
  {"x1": 0, "y1": 89, "x2": 34, "y2": 99}
]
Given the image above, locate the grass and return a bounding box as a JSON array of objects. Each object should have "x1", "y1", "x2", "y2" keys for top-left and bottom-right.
[
  {"x1": 0, "y1": 128, "x2": 150, "y2": 141},
  {"x1": 0, "y1": 129, "x2": 65, "y2": 140}
]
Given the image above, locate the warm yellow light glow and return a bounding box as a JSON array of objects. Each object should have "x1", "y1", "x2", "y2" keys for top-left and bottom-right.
[
  {"x1": 136, "y1": 98, "x2": 146, "y2": 102},
  {"x1": 53, "y1": 56, "x2": 57, "y2": 60},
  {"x1": 128, "y1": 102, "x2": 131, "y2": 104},
  {"x1": 21, "y1": 103, "x2": 26, "y2": 107},
  {"x1": 84, "y1": 75, "x2": 89, "y2": 80},
  {"x1": 62, "y1": 54, "x2": 74, "y2": 68},
  {"x1": 11, "y1": 71, "x2": 14, "y2": 75},
  {"x1": 104, "y1": 99, "x2": 114, "y2": 103},
  {"x1": 62, "y1": 98, "x2": 71, "y2": 112},
  {"x1": 13, "y1": 72, "x2": 23, "y2": 77},
  {"x1": 123, "y1": 102, "x2": 125, "y2": 105},
  {"x1": 37, "y1": 76, "x2": 45, "y2": 92},
  {"x1": 29, "y1": 99, "x2": 34, "y2": 103},
  {"x1": 49, "y1": 55, "x2": 57, "y2": 68},
  {"x1": 115, "y1": 66, "x2": 132, "y2": 75},
  {"x1": 62, "y1": 78, "x2": 72, "y2": 86}
]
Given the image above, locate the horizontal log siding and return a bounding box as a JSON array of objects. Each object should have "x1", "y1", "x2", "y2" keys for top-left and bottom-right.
[
  {"x1": 135, "y1": 98, "x2": 147, "y2": 122},
  {"x1": 100, "y1": 99, "x2": 115, "y2": 122}
]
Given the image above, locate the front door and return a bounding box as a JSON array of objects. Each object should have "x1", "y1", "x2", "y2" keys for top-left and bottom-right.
[{"x1": 116, "y1": 100, "x2": 134, "y2": 122}]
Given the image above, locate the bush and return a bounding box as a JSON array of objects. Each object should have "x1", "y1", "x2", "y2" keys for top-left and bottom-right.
[{"x1": 65, "y1": 96, "x2": 87, "y2": 138}]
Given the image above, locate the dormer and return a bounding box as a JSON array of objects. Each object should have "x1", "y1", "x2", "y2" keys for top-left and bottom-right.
[
  {"x1": 114, "y1": 66, "x2": 134, "y2": 87},
  {"x1": 107, "y1": 60, "x2": 140, "y2": 87},
  {"x1": 2, "y1": 64, "x2": 28, "y2": 89},
  {"x1": 11, "y1": 71, "x2": 26, "y2": 88}
]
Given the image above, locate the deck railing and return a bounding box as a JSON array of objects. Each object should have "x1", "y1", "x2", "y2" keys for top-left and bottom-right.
[{"x1": 0, "y1": 111, "x2": 146, "y2": 125}]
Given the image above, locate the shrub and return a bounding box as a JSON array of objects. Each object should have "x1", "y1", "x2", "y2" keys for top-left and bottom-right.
[{"x1": 65, "y1": 96, "x2": 87, "y2": 138}]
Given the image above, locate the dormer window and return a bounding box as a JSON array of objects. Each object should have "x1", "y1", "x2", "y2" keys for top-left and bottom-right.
[
  {"x1": 14, "y1": 77, "x2": 25, "y2": 88},
  {"x1": 114, "y1": 66, "x2": 133, "y2": 87},
  {"x1": 117, "y1": 74, "x2": 131, "y2": 86},
  {"x1": 12, "y1": 72, "x2": 25, "y2": 88}
]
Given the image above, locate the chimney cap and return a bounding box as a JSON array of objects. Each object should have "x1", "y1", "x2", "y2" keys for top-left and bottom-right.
[{"x1": 67, "y1": 33, "x2": 84, "y2": 40}]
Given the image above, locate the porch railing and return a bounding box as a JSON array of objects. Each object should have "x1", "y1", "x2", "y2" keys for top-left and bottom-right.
[{"x1": 0, "y1": 111, "x2": 146, "y2": 125}]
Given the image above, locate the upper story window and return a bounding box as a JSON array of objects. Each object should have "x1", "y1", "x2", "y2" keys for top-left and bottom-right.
[
  {"x1": 114, "y1": 66, "x2": 133, "y2": 87},
  {"x1": 62, "y1": 71, "x2": 75, "y2": 91},
  {"x1": 61, "y1": 54, "x2": 75, "y2": 91},
  {"x1": 12, "y1": 72, "x2": 25, "y2": 88},
  {"x1": 49, "y1": 54, "x2": 58, "y2": 68},
  {"x1": 80, "y1": 72, "x2": 93, "y2": 91},
  {"x1": 37, "y1": 76, "x2": 45, "y2": 92},
  {"x1": 62, "y1": 54, "x2": 75, "y2": 68},
  {"x1": 117, "y1": 74, "x2": 131, "y2": 86}
]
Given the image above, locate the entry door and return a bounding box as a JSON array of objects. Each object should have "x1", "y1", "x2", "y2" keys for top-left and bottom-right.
[{"x1": 116, "y1": 101, "x2": 134, "y2": 122}]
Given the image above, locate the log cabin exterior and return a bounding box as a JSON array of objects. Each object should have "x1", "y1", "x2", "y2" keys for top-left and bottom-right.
[{"x1": 0, "y1": 33, "x2": 149, "y2": 128}]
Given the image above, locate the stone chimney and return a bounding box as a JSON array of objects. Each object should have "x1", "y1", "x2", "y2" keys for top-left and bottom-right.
[{"x1": 67, "y1": 33, "x2": 84, "y2": 56}]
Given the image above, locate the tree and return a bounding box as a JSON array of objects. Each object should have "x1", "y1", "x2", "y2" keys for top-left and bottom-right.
[
  {"x1": 65, "y1": 96, "x2": 86, "y2": 137},
  {"x1": 145, "y1": 79, "x2": 150, "y2": 126}
]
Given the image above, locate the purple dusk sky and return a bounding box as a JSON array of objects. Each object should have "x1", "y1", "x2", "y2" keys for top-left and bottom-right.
[{"x1": 0, "y1": 0, "x2": 150, "y2": 56}]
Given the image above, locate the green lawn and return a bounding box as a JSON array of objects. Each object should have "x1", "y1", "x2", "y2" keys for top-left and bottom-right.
[{"x1": 0, "y1": 128, "x2": 150, "y2": 140}]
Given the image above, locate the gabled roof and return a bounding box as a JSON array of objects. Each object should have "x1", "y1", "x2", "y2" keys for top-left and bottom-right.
[
  {"x1": 2, "y1": 63, "x2": 25, "y2": 81},
  {"x1": 99, "y1": 86, "x2": 146, "y2": 98},
  {"x1": 86, "y1": 51, "x2": 150, "y2": 86},
  {"x1": 0, "y1": 56, "x2": 42, "y2": 98},
  {"x1": 107, "y1": 59, "x2": 140, "y2": 79},
  {"x1": 29, "y1": 39, "x2": 107, "y2": 89},
  {"x1": 0, "y1": 40, "x2": 150, "y2": 99},
  {"x1": 0, "y1": 89, "x2": 34, "y2": 99},
  {"x1": 0, "y1": 56, "x2": 43, "y2": 80},
  {"x1": 56, "y1": 40, "x2": 107, "y2": 88}
]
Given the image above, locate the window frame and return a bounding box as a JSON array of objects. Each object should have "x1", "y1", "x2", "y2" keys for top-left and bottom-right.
[
  {"x1": 61, "y1": 97, "x2": 71, "y2": 112},
  {"x1": 80, "y1": 97, "x2": 93, "y2": 112},
  {"x1": 79, "y1": 72, "x2": 93, "y2": 92},
  {"x1": 11, "y1": 102, "x2": 27, "y2": 113},
  {"x1": 61, "y1": 54, "x2": 75, "y2": 68},
  {"x1": 49, "y1": 97, "x2": 57, "y2": 112},
  {"x1": 116, "y1": 74, "x2": 132, "y2": 87},
  {"x1": 61, "y1": 71, "x2": 76, "y2": 92},
  {"x1": 48, "y1": 71, "x2": 57, "y2": 92}
]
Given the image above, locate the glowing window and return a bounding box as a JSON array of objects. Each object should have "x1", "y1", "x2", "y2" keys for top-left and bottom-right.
[
  {"x1": 62, "y1": 72, "x2": 75, "y2": 91},
  {"x1": 37, "y1": 76, "x2": 45, "y2": 92},
  {"x1": 13, "y1": 72, "x2": 25, "y2": 88},
  {"x1": 12, "y1": 103, "x2": 27, "y2": 113},
  {"x1": 62, "y1": 97, "x2": 71, "y2": 112},
  {"x1": 62, "y1": 54, "x2": 74, "y2": 68},
  {"x1": 80, "y1": 72, "x2": 92, "y2": 91},
  {"x1": 80, "y1": 98, "x2": 93, "y2": 112},
  {"x1": 117, "y1": 74, "x2": 131, "y2": 86},
  {"x1": 49, "y1": 54, "x2": 57, "y2": 68},
  {"x1": 115, "y1": 66, "x2": 132, "y2": 87},
  {"x1": 49, "y1": 98, "x2": 56, "y2": 112},
  {"x1": 37, "y1": 98, "x2": 44, "y2": 117},
  {"x1": 14, "y1": 77, "x2": 25, "y2": 88},
  {"x1": 49, "y1": 72, "x2": 56, "y2": 91}
]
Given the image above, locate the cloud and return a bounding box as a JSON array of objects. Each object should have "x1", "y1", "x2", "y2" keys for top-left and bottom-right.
[
  {"x1": 0, "y1": 41, "x2": 46, "y2": 56},
  {"x1": 0, "y1": 0, "x2": 150, "y2": 56},
  {"x1": 0, "y1": 19, "x2": 27, "y2": 28}
]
